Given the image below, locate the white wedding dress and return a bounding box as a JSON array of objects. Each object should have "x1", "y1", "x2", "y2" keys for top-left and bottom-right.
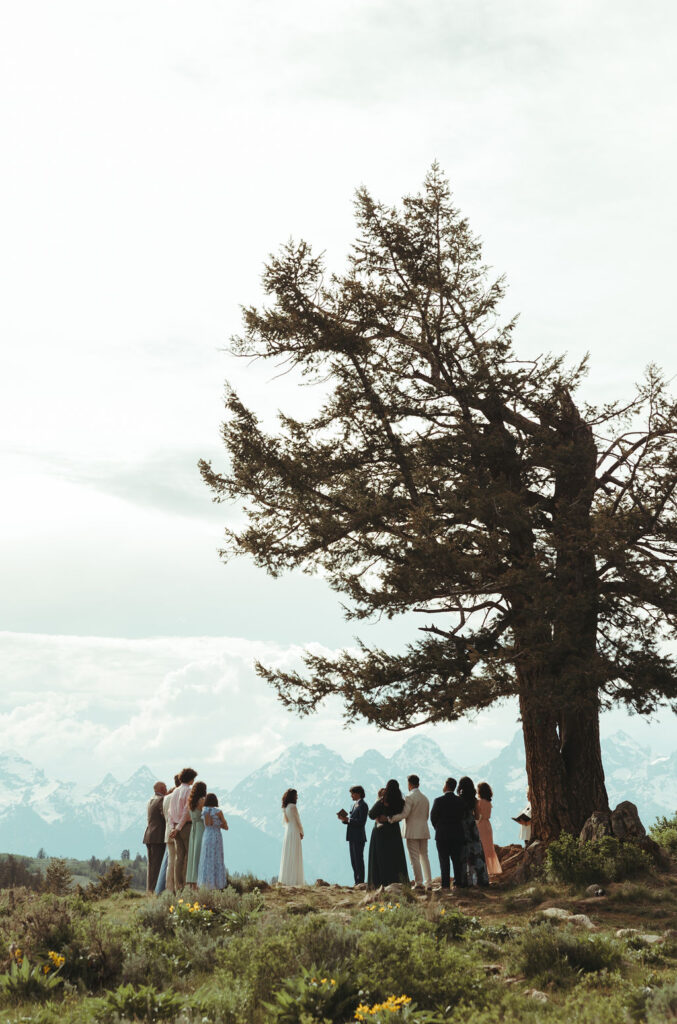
[{"x1": 278, "y1": 804, "x2": 304, "y2": 885}]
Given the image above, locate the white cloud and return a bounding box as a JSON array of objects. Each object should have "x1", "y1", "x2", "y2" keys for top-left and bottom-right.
[{"x1": 4, "y1": 631, "x2": 674, "y2": 798}]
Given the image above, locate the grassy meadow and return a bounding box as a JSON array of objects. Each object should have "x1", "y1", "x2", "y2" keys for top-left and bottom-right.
[{"x1": 1, "y1": 833, "x2": 677, "y2": 1024}]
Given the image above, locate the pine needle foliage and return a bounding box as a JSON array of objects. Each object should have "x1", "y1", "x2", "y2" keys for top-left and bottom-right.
[{"x1": 201, "y1": 167, "x2": 677, "y2": 838}]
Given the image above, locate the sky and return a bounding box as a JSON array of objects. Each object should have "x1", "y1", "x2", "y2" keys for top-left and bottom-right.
[{"x1": 1, "y1": 0, "x2": 676, "y2": 791}]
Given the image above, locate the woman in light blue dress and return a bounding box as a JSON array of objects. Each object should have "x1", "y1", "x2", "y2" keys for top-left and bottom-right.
[{"x1": 197, "y1": 793, "x2": 228, "y2": 889}]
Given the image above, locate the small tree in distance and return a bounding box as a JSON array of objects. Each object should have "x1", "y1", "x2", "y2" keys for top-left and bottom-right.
[{"x1": 200, "y1": 166, "x2": 677, "y2": 842}]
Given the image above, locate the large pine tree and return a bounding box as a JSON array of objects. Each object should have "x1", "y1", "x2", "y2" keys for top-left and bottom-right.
[{"x1": 201, "y1": 168, "x2": 677, "y2": 841}]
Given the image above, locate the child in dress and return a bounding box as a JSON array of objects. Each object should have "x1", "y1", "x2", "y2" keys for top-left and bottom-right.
[{"x1": 197, "y1": 793, "x2": 228, "y2": 889}]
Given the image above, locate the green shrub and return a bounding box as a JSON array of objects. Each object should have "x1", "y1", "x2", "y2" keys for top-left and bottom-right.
[
  {"x1": 0, "y1": 951, "x2": 65, "y2": 1003},
  {"x1": 649, "y1": 812, "x2": 677, "y2": 856},
  {"x1": 509, "y1": 922, "x2": 623, "y2": 987},
  {"x1": 216, "y1": 914, "x2": 359, "y2": 1010},
  {"x1": 351, "y1": 926, "x2": 487, "y2": 1010},
  {"x1": 545, "y1": 832, "x2": 651, "y2": 885},
  {"x1": 645, "y1": 980, "x2": 677, "y2": 1022},
  {"x1": 97, "y1": 982, "x2": 185, "y2": 1022},
  {"x1": 228, "y1": 872, "x2": 270, "y2": 894},
  {"x1": 434, "y1": 907, "x2": 481, "y2": 941},
  {"x1": 80, "y1": 863, "x2": 132, "y2": 900},
  {"x1": 44, "y1": 859, "x2": 73, "y2": 896},
  {"x1": 263, "y1": 964, "x2": 359, "y2": 1022}
]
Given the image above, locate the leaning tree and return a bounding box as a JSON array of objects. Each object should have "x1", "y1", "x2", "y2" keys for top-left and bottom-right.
[{"x1": 200, "y1": 167, "x2": 677, "y2": 842}]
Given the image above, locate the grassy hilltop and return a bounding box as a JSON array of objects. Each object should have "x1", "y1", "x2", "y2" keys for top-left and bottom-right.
[{"x1": 1, "y1": 832, "x2": 676, "y2": 1024}]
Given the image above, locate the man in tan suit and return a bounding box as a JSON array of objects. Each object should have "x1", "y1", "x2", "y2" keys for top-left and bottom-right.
[{"x1": 389, "y1": 774, "x2": 431, "y2": 887}]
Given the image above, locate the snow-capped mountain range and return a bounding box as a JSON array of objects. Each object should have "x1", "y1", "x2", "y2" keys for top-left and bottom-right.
[{"x1": 3, "y1": 731, "x2": 675, "y2": 886}]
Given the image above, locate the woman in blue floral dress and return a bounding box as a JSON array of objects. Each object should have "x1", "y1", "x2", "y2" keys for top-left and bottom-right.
[{"x1": 197, "y1": 793, "x2": 228, "y2": 889}]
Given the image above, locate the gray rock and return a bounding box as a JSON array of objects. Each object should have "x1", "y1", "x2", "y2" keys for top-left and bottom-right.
[
  {"x1": 567, "y1": 914, "x2": 596, "y2": 930},
  {"x1": 610, "y1": 801, "x2": 646, "y2": 841},
  {"x1": 616, "y1": 928, "x2": 640, "y2": 938},
  {"x1": 384, "y1": 882, "x2": 405, "y2": 893},
  {"x1": 580, "y1": 811, "x2": 613, "y2": 842},
  {"x1": 540, "y1": 907, "x2": 572, "y2": 921},
  {"x1": 523, "y1": 989, "x2": 549, "y2": 1003},
  {"x1": 585, "y1": 884, "x2": 606, "y2": 897}
]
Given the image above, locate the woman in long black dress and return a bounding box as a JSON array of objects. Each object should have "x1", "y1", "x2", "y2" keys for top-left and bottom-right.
[
  {"x1": 457, "y1": 776, "x2": 489, "y2": 887},
  {"x1": 367, "y1": 780, "x2": 409, "y2": 888}
]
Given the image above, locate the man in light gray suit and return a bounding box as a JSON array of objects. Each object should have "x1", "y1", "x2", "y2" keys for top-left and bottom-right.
[{"x1": 389, "y1": 774, "x2": 432, "y2": 887}]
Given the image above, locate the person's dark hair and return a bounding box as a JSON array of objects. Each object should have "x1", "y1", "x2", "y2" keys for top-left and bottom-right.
[
  {"x1": 282, "y1": 788, "x2": 298, "y2": 807},
  {"x1": 180, "y1": 767, "x2": 198, "y2": 784},
  {"x1": 189, "y1": 781, "x2": 207, "y2": 810},
  {"x1": 350, "y1": 785, "x2": 365, "y2": 799},
  {"x1": 174, "y1": 774, "x2": 181, "y2": 788},
  {"x1": 204, "y1": 792, "x2": 219, "y2": 807},
  {"x1": 457, "y1": 776, "x2": 477, "y2": 811},
  {"x1": 407, "y1": 774, "x2": 420, "y2": 788},
  {"x1": 377, "y1": 787, "x2": 385, "y2": 799},
  {"x1": 477, "y1": 781, "x2": 493, "y2": 802},
  {"x1": 383, "y1": 779, "x2": 405, "y2": 814},
  {"x1": 444, "y1": 777, "x2": 457, "y2": 793}
]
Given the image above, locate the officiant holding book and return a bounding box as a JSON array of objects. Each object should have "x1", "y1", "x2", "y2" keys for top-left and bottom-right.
[{"x1": 337, "y1": 786, "x2": 368, "y2": 884}]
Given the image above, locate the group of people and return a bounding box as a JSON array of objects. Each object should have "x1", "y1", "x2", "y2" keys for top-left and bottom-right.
[
  {"x1": 143, "y1": 768, "x2": 229, "y2": 893},
  {"x1": 278, "y1": 775, "x2": 506, "y2": 890}
]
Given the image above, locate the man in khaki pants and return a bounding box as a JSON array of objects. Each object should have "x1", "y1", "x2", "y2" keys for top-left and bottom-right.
[
  {"x1": 168, "y1": 767, "x2": 198, "y2": 891},
  {"x1": 389, "y1": 774, "x2": 431, "y2": 888}
]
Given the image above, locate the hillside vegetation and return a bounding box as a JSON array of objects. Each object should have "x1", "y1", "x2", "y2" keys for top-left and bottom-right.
[{"x1": 1, "y1": 842, "x2": 676, "y2": 1024}]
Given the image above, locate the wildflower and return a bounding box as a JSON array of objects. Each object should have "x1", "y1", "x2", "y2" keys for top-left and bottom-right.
[
  {"x1": 440, "y1": 908, "x2": 445, "y2": 915},
  {"x1": 169, "y1": 905, "x2": 174, "y2": 912}
]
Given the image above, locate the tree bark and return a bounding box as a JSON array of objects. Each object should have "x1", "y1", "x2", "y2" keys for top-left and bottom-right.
[{"x1": 518, "y1": 673, "x2": 574, "y2": 842}]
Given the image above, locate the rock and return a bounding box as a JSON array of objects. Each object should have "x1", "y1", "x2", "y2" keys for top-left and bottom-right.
[
  {"x1": 353, "y1": 883, "x2": 367, "y2": 890},
  {"x1": 523, "y1": 989, "x2": 549, "y2": 1003},
  {"x1": 567, "y1": 914, "x2": 596, "y2": 930},
  {"x1": 585, "y1": 884, "x2": 606, "y2": 897},
  {"x1": 512, "y1": 841, "x2": 545, "y2": 884},
  {"x1": 580, "y1": 811, "x2": 613, "y2": 842},
  {"x1": 663, "y1": 929, "x2": 677, "y2": 940},
  {"x1": 334, "y1": 898, "x2": 354, "y2": 908},
  {"x1": 617, "y1": 930, "x2": 664, "y2": 945},
  {"x1": 314, "y1": 879, "x2": 330, "y2": 887},
  {"x1": 610, "y1": 801, "x2": 646, "y2": 841},
  {"x1": 539, "y1": 908, "x2": 571, "y2": 921},
  {"x1": 483, "y1": 964, "x2": 502, "y2": 975},
  {"x1": 384, "y1": 882, "x2": 405, "y2": 893}
]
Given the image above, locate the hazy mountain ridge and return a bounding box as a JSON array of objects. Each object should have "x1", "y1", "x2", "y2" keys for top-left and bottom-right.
[{"x1": 3, "y1": 731, "x2": 674, "y2": 886}]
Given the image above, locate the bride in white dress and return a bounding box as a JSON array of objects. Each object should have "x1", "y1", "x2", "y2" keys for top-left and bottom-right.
[{"x1": 278, "y1": 788, "x2": 304, "y2": 886}]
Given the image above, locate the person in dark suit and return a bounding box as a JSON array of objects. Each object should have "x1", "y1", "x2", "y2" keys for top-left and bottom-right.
[
  {"x1": 144, "y1": 781, "x2": 168, "y2": 891},
  {"x1": 338, "y1": 785, "x2": 368, "y2": 884},
  {"x1": 430, "y1": 777, "x2": 465, "y2": 890}
]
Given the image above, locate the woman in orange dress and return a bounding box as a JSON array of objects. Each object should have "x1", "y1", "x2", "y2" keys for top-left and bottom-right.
[{"x1": 476, "y1": 782, "x2": 502, "y2": 875}]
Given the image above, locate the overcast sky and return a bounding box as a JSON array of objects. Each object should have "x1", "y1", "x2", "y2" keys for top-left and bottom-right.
[{"x1": 1, "y1": 0, "x2": 676, "y2": 789}]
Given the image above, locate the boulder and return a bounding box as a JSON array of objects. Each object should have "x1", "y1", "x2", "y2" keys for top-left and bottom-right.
[
  {"x1": 585, "y1": 884, "x2": 606, "y2": 897},
  {"x1": 616, "y1": 928, "x2": 639, "y2": 938},
  {"x1": 511, "y1": 841, "x2": 545, "y2": 884},
  {"x1": 610, "y1": 801, "x2": 646, "y2": 841},
  {"x1": 567, "y1": 914, "x2": 596, "y2": 930},
  {"x1": 580, "y1": 811, "x2": 613, "y2": 842},
  {"x1": 540, "y1": 907, "x2": 572, "y2": 921},
  {"x1": 523, "y1": 989, "x2": 549, "y2": 1003},
  {"x1": 314, "y1": 878, "x2": 330, "y2": 887},
  {"x1": 384, "y1": 882, "x2": 405, "y2": 894}
]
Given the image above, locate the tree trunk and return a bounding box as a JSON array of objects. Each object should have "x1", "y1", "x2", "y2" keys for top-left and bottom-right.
[
  {"x1": 560, "y1": 697, "x2": 608, "y2": 831},
  {"x1": 518, "y1": 673, "x2": 575, "y2": 842}
]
